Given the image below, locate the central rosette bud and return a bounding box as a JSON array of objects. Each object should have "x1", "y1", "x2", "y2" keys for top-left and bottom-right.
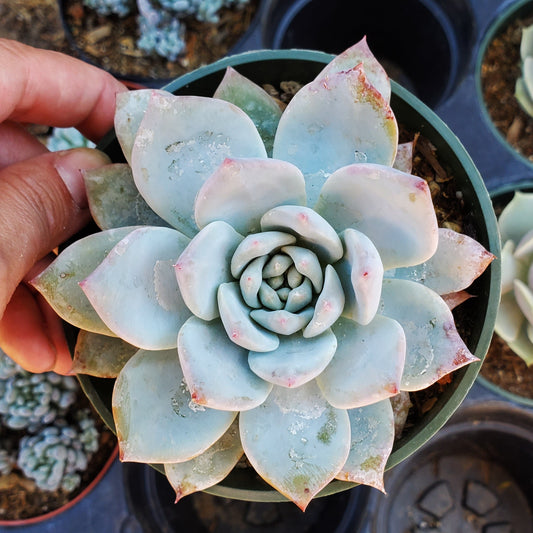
[
  {"x1": 213, "y1": 205, "x2": 347, "y2": 352},
  {"x1": 235, "y1": 237, "x2": 325, "y2": 333}
]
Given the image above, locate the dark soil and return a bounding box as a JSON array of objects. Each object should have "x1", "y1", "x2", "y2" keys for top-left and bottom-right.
[
  {"x1": 480, "y1": 11, "x2": 533, "y2": 161},
  {"x1": 0, "y1": 390, "x2": 116, "y2": 522},
  {"x1": 62, "y1": 0, "x2": 259, "y2": 82},
  {"x1": 0, "y1": 0, "x2": 70, "y2": 54}
]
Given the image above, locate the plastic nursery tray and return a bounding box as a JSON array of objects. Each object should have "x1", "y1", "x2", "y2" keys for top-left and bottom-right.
[{"x1": 366, "y1": 398, "x2": 533, "y2": 532}]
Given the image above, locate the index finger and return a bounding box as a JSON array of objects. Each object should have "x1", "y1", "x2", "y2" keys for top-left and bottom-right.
[{"x1": 0, "y1": 39, "x2": 128, "y2": 141}]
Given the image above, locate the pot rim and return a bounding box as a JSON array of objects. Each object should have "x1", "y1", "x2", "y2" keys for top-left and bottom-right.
[{"x1": 84, "y1": 47, "x2": 501, "y2": 502}]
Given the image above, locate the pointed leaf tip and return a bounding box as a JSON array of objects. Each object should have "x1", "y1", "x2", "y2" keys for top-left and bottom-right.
[{"x1": 240, "y1": 382, "x2": 350, "y2": 510}]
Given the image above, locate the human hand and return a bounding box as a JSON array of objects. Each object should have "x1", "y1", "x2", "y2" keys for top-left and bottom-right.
[{"x1": 0, "y1": 39, "x2": 127, "y2": 374}]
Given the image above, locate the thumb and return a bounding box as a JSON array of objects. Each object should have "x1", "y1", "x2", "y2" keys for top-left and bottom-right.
[{"x1": 0, "y1": 147, "x2": 111, "y2": 314}]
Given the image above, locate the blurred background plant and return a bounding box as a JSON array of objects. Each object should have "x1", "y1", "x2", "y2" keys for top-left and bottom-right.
[
  {"x1": 83, "y1": 0, "x2": 251, "y2": 61},
  {"x1": 0, "y1": 350, "x2": 101, "y2": 494}
]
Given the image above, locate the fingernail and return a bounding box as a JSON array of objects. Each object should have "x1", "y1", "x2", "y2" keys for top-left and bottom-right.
[{"x1": 54, "y1": 148, "x2": 111, "y2": 209}]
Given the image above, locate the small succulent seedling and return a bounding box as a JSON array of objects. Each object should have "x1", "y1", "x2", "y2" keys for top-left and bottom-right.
[
  {"x1": 0, "y1": 363, "x2": 78, "y2": 432},
  {"x1": 17, "y1": 411, "x2": 99, "y2": 492},
  {"x1": 32, "y1": 38, "x2": 494, "y2": 509},
  {"x1": 494, "y1": 190, "x2": 533, "y2": 365},
  {"x1": 0, "y1": 350, "x2": 101, "y2": 493}
]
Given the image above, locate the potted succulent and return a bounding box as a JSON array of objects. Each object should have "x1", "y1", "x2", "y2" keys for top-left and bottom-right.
[
  {"x1": 30, "y1": 40, "x2": 499, "y2": 509},
  {"x1": 477, "y1": 0, "x2": 533, "y2": 167},
  {"x1": 0, "y1": 349, "x2": 117, "y2": 524},
  {"x1": 478, "y1": 181, "x2": 533, "y2": 406},
  {"x1": 59, "y1": 0, "x2": 263, "y2": 86}
]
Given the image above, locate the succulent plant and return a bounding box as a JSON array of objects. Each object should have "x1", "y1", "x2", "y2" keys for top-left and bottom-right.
[
  {"x1": 83, "y1": 0, "x2": 251, "y2": 62},
  {"x1": 47, "y1": 127, "x2": 96, "y2": 152},
  {"x1": 0, "y1": 363, "x2": 78, "y2": 432},
  {"x1": 0, "y1": 348, "x2": 21, "y2": 380},
  {"x1": 32, "y1": 39, "x2": 494, "y2": 509},
  {"x1": 494, "y1": 190, "x2": 533, "y2": 365},
  {"x1": 83, "y1": 0, "x2": 135, "y2": 17},
  {"x1": 516, "y1": 24, "x2": 533, "y2": 116},
  {"x1": 17, "y1": 410, "x2": 99, "y2": 492}
]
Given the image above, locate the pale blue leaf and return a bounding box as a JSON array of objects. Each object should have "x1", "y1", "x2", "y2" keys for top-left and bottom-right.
[
  {"x1": 507, "y1": 321, "x2": 533, "y2": 366},
  {"x1": 380, "y1": 279, "x2": 478, "y2": 391},
  {"x1": 314, "y1": 163, "x2": 438, "y2": 270},
  {"x1": 177, "y1": 317, "x2": 272, "y2": 411},
  {"x1": 336, "y1": 228, "x2": 384, "y2": 325},
  {"x1": 113, "y1": 348, "x2": 237, "y2": 463},
  {"x1": 240, "y1": 382, "x2": 350, "y2": 510},
  {"x1": 495, "y1": 290, "x2": 525, "y2": 343},
  {"x1": 260, "y1": 205, "x2": 343, "y2": 263},
  {"x1": 285, "y1": 278, "x2": 313, "y2": 313},
  {"x1": 217, "y1": 282, "x2": 279, "y2": 352},
  {"x1": 514, "y1": 279, "x2": 533, "y2": 326},
  {"x1": 114, "y1": 89, "x2": 169, "y2": 164},
  {"x1": 72, "y1": 330, "x2": 138, "y2": 378},
  {"x1": 250, "y1": 307, "x2": 314, "y2": 335},
  {"x1": 231, "y1": 231, "x2": 296, "y2": 278},
  {"x1": 195, "y1": 158, "x2": 306, "y2": 234},
  {"x1": 240, "y1": 256, "x2": 268, "y2": 308},
  {"x1": 83, "y1": 163, "x2": 169, "y2": 230},
  {"x1": 335, "y1": 400, "x2": 394, "y2": 492},
  {"x1": 317, "y1": 36, "x2": 391, "y2": 103},
  {"x1": 281, "y1": 245, "x2": 323, "y2": 292},
  {"x1": 273, "y1": 66, "x2": 398, "y2": 206},
  {"x1": 81, "y1": 227, "x2": 191, "y2": 350},
  {"x1": 213, "y1": 67, "x2": 283, "y2": 155},
  {"x1": 248, "y1": 329, "x2": 337, "y2": 388},
  {"x1": 164, "y1": 418, "x2": 243, "y2": 501},
  {"x1": 131, "y1": 93, "x2": 267, "y2": 237},
  {"x1": 175, "y1": 221, "x2": 243, "y2": 321},
  {"x1": 31, "y1": 227, "x2": 139, "y2": 336},
  {"x1": 316, "y1": 316, "x2": 406, "y2": 408},
  {"x1": 390, "y1": 228, "x2": 494, "y2": 295},
  {"x1": 257, "y1": 282, "x2": 284, "y2": 310},
  {"x1": 303, "y1": 266, "x2": 345, "y2": 338},
  {"x1": 498, "y1": 191, "x2": 533, "y2": 245}
]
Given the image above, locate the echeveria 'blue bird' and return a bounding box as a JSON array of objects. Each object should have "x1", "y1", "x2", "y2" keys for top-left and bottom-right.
[{"x1": 32, "y1": 38, "x2": 494, "y2": 509}]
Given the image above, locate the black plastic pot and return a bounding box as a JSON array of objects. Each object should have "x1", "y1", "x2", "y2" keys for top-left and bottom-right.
[
  {"x1": 366, "y1": 400, "x2": 533, "y2": 532},
  {"x1": 262, "y1": 0, "x2": 476, "y2": 108},
  {"x1": 123, "y1": 462, "x2": 371, "y2": 533}
]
